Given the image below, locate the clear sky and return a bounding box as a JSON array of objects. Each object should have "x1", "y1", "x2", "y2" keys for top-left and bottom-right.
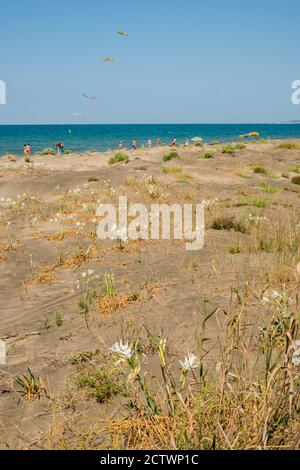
[{"x1": 1, "y1": 0, "x2": 300, "y2": 124}]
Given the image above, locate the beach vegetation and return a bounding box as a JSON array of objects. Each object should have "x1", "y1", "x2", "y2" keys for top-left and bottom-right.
[
  {"x1": 54, "y1": 312, "x2": 63, "y2": 327},
  {"x1": 229, "y1": 243, "x2": 241, "y2": 254},
  {"x1": 163, "y1": 150, "x2": 179, "y2": 162},
  {"x1": 289, "y1": 166, "x2": 300, "y2": 174},
  {"x1": 221, "y1": 144, "x2": 236, "y2": 155},
  {"x1": 237, "y1": 197, "x2": 271, "y2": 208},
  {"x1": 162, "y1": 166, "x2": 182, "y2": 174},
  {"x1": 198, "y1": 151, "x2": 213, "y2": 159},
  {"x1": 211, "y1": 216, "x2": 247, "y2": 233},
  {"x1": 37, "y1": 148, "x2": 56, "y2": 156},
  {"x1": 249, "y1": 163, "x2": 268, "y2": 175},
  {"x1": 69, "y1": 350, "x2": 100, "y2": 365},
  {"x1": 53, "y1": 308, "x2": 300, "y2": 449},
  {"x1": 291, "y1": 176, "x2": 300, "y2": 185},
  {"x1": 74, "y1": 368, "x2": 126, "y2": 403},
  {"x1": 15, "y1": 368, "x2": 42, "y2": 401},
  {"x1": 260, "y1": 182, "x2": 279, "y2": 194},
  {"x1": 108, "y1": 153, "x2": 129, "y2": 165},
  {"x1": 277, "y1": 142, "x2": 300, "y2": 150},
  {"x1": 234, "y1": 143, "x2": 246, "y2": 150},
  {"x1": 176, "y1": 174, "x2": 193, "y2": 183}
]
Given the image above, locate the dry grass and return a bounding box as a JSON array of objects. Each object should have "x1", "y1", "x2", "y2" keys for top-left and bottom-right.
[
  {"x1": 22, "y1": 266, "x2": 56, "y2": 287},
  {"x1": 98, "y1": 293, "x2": 141, "y2": 315},
  {"x1": 47, "y1": 303, "x2": 300, "y2": 450}
]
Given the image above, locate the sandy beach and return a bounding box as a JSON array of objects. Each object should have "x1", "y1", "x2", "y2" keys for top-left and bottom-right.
[{"x1": 0, "y1": 140, "x2": 300, "y2": 449}]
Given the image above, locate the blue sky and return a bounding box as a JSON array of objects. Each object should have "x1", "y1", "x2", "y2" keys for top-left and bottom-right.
[{"x1": 1, "y1": 0, "x2": 300, "y2": 124}]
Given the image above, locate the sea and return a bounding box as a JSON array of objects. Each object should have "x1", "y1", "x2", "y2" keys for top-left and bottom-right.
[{"x1": 1, "y1": 123, "x2": 300, "y2": 156}]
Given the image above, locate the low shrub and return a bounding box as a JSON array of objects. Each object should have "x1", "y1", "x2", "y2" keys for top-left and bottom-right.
[
  {"x1": 237, "y1": 197, "x2": 271, "y2": 208},
  {"x1": 163, "y1": 151, "x2": 179, "y2": 162},
  {"x1": 291, "y1": 176, "x2": 300, "y2": 185},
  {"x1": 211, "y1": 216, "x2": 247, "y2": 233},
  {"x1": 198, "y1": 151, "x2": 213, "y2": 160},
  {"x1": 108, "y1": 153, "x2": 129, "y2": 165},
  {"x1": 250, "y1": 164, "x2": 268, "y2": 175},
  {"x1": 277, "y1": 142, "x2": 299, "y2": 150},
  {"x1": 221, "y1": 144, "x2": 236, "y2": 155},
  {"x1": 37, "y1": 148, "x2": 55, "y2": 156}
]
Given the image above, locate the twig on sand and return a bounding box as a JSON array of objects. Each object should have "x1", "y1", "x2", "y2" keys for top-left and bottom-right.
[{"x1": 0, "y1": 332, "x2": 41, "y2": 341}]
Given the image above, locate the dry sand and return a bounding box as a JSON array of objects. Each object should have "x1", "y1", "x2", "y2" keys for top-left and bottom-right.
[{"x1": 0, "y1": 141, "x2": 299, "y2": 448}]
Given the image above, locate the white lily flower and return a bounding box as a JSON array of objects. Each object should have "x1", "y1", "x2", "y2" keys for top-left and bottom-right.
[
  {"x1": 180, "y1": 353, "x2": 199, "y2": 371},
  {"x1": 292, "y1": 348, "x2": 300, "y2": 366},
  {"x1": 110, "y1": 341, "x2": 133, "y2": 359},
  {"x1": 271, "y1": 290, "x2": 281, "y2": 300},
  {"x1": 262, "y1": 294, "x2": 270, "y2": 305}
]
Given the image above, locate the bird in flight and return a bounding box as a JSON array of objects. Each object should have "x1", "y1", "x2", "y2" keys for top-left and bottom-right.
[
  {"x1": 116, "y1": 29, "x2": 128, "y2": 37},
  {"x1": 83, "y1": 94, "x2": 96, "y2": 100},
  {"x1": 102, "y1": 57, "x2": 114, "y2": 62}
]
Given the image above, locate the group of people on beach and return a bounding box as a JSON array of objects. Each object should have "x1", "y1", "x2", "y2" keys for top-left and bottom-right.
[
  {"x1": 119, "y1": 137, "x2": 183, "y2": 151},
  {"x1": 119, "y1": 139, "x2": 161, "y2": 150},
  {"x1": 23, "y1": 142, "x2": 65, "y2": 159},
  {"x1": 22, "y1": 137, "x2": 190, "y2": 159}
]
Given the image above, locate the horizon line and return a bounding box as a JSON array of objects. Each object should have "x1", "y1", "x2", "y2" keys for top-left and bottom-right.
[{"x1": 0, "y1": 121, "x2": 299, "y2": 126}]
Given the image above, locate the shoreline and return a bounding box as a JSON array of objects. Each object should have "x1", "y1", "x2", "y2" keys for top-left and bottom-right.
[{"x1": 0, "y1": 137, "x2": 299, "y2": 160}]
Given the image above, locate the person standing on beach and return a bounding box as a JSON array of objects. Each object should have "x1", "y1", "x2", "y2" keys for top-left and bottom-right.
[
  {"x1": 55, "y1": 143, "x2": 61, "y2": 156},
  {"x1": 156, "y1": 138, "x2": 161, "y2": 147},
  {"x1": 119, "y1": 141, "x2": 124, "y2": 149},
  {"x1": 171, "y1": 138, "x2": 177, "y2": 147},
  {"x1": 24, "y1": 144, "x2": 31, "y2": 160},
  {"x1": 132, "y1": 139, "x2": 137, "y2": 150},
  {"x1": 147, "y1": 139, "x2": 152, "y2": 149},
  {"x1": 55, "y1": 142, "x2": 64, "y2": 155}
]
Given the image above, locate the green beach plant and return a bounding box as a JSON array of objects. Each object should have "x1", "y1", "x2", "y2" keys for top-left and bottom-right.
[
  {"x1": 162, "y1": 166, "x2": 182, "y2": 174},
  {"x1": 277, "y1": 142, "x2": 300, "y2": 150},
  {"x1": 237, "y1": 197, "x2": 271, "y2": 208},
  {"x1": 260, "y1": 182, "x2": 278, "y2": 194},
  {"x1": 291, "y1": 176, "x2": 300, "y2": 185},
  {"x1": 198, "y1": 151, "x2": 213, "y2": 160},
  {"x1": 249, "y1": 163, "x2": 268, "y2": 175},
  {"x1": 221, "y1": 144, "x2": 236, "y2": 155},
  {"x1": 108, "y1": 153, "x2": 129, "y2": 165},
  {"x1": 163, "y1": 150, "x2": 179, "y2": 162},
  {"x1": 37, "y1": 148, "x2": 56, "y2": 156}
]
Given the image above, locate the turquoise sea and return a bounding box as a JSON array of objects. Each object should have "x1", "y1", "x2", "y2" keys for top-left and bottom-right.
[{"x1": 1, "y1": 123, "x2": 300, "y2": 156}]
